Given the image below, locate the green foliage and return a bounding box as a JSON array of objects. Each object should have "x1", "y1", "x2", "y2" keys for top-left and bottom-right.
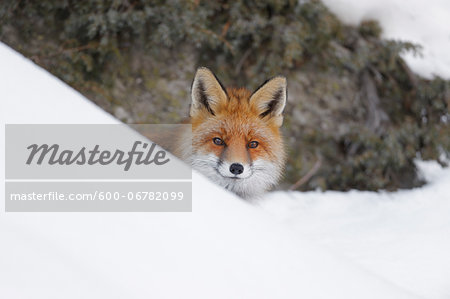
[
  {"x1": 1, "y1": 0, "x2": 343, "y2": 83},
  {"x1": 1, "y1": 0, "x2": 449, "y2": 191},
  {"x1": 358, "y1": 20, "x2": 382, "y2": 38}
]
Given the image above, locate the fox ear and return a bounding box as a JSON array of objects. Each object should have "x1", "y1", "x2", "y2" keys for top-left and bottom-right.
[
  {"x1": 250, "y1": 76, "x2": 287, "y2": 125},
  {"x1": 190, "y1": 67, "x2": 228, "y2": 117}
]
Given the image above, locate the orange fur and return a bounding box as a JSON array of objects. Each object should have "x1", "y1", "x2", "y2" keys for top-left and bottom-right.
[
  {"x1": 180, "y1": 67, "x2": 287, "y2": 198},
  {"x1": 191, "y1": 87, "x2": 285, "y2": 167}
]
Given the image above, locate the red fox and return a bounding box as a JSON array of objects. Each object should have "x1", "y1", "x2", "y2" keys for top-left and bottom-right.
[{"x1": 178, "y1": 67, "x2": 287, "y2": 199}]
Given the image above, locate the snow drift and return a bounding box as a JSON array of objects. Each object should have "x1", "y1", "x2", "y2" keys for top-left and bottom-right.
[
  {"x1": 0, "y1": 42, "x2": 421, "y2": 298},
  {"x1": 261, "y1": 160, "x2": 450, "y2": 299}
]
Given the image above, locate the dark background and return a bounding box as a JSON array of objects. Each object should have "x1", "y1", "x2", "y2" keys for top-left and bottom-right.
[{"x1": 1, "y1": 0, "x2": 449, "y2": 191}]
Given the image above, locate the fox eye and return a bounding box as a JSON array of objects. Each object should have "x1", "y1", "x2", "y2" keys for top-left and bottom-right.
[
  {"x1": 213, "y1": 137, "x2": 225, "y2": 146},
  {"x1": 248, "y1": 141, "x2": 259, "y2": 148}
]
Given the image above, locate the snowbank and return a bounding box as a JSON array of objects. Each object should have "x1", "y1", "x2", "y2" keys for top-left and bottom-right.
[
  {"x1": 261, "y1": 161, "x2": 450, "y2": 299},
  {"x1": 0, "y1": 43, "x2": 416, "y2": 298},
  {"x1": 322, "y1": 0, "x2": 450, "y2": 79}
]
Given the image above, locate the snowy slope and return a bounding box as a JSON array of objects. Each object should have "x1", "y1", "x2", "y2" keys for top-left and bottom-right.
[
  {"x1": 322, "y1": 0, "x2": 450, "y2": 79},
  {"x1": 0, "y1": 43, "x2": 417, "y2": 298},
  {"x1": 261, "y1": 161, "x2": 450, "y2": 299}
]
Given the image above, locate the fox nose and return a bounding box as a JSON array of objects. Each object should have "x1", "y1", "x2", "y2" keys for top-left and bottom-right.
[{"x1": 229, "y1": 163, "x2": 244, "y2": 175}]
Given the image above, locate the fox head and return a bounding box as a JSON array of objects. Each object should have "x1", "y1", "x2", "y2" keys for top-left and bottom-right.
[{"x1": 188, "y1": 67, "x2": 287, "y2": 199}]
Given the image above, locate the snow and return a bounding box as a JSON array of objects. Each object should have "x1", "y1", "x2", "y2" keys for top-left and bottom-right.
[
  {"x1": 1, "y1": 10, "x2": 450, "y2": 294},
  {"x1": 2, "y1": 5, "x2": 450, "y2": 299},
  {"x1": 322, "y1": 0, "x2": 450, "y2": 79},
  {"x1": 0, "y1": 42, "x2": 418, "y2": 298},
  {"x1": 260, "y1": 160, "x2": 450, "y2": 299}
]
